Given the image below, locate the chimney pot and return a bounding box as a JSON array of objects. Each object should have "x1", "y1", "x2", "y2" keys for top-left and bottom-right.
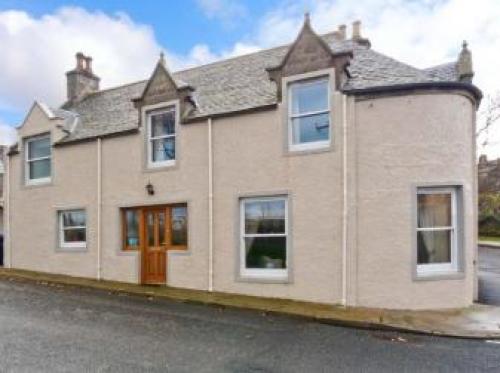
[
  {"x1": 76, "y1": 52, "x2": 85, "y2": 70},
  {"x1": 85, "y1": 56, "x2": 93, "y2": 73},
  {"x1": 352, "y1": 20, "x2": 361, "y2": 39},
  {"x1": 338, "y1": 24, "x2": 346, "y2": 40}
]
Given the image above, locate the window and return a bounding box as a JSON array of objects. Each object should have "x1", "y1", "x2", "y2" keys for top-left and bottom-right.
[
  {"x1": 147, "y1": 107, "x2": 176, "y2": 167},
  {"x1": 416, "y1": 187, "x2": 458, "y2": 275},
  {"x1": 240, "y1": 196, "x2": 288, "y2": 279},
  {"x1": 288, "y1": 78, "x2": 330, "y2": 151},
  {"x1": 59, "y1": 210, "x2": 86, "y2": 249},
  {"x1": 25, "y1": 135, "x2": 51, "y2": 184},
  {"x1": 121, "y1": 204, "x2": 187, "y2": 251}
]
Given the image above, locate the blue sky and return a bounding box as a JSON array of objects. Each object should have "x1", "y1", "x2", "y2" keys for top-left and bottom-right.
[{"x1": 1, "y1": 0, "x2": 499, "y2": 155}]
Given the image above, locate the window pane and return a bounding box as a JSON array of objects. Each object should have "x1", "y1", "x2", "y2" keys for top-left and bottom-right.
[
  {"x1": 125, "y1": 210, "x2": 140, "y2": 247},
  {"x1": 291, "y1": 113, "x2": 330, "y2": 144},
  {"x1": 64, "y1": 228, "x2": 86, "y2": 243},
  {"x1": 158, "y1": 212, "x2": 166, "y2": 245},
  {"x1": 28, "y1": 137, "x2": 51, "y2": 159},
  {"x1": 147, "y1": 212, "x2": 154, "y2": 246},
  {"x1": 62, "y1": 210, "x2": 86, "y2": 227},
  {"x1": 245, "y1": 200, "x2": 285, "y2": 234},
  {"x1": 151, "y1": 110, "x2": 175, "y2": 137},
  {"x1": 417, "y1": 230, "x2": 452, "y2": 264},
  {"x1": 172, "y1": 206, "x2": 188, "y2": 246},
  {"x1": 418, "y1": 193, "x2": 451, "y2": 228},
  {"x1": 29, "y1": 159, "x2": 51, "y2": 179},
  {"x1": 291, "y1": 79, "x2": 328, "y2": 115},
  {"x1": 152, "y1": 137, "x2": 175, "y2": 162},
  {"x1": 245, "y1": 237, "x2": 286, "y2": 269}
]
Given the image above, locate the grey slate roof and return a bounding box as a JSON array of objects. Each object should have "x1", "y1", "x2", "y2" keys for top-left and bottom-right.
[{"x1": 60, "y1": 32, "x2": 462, "y2": 144}]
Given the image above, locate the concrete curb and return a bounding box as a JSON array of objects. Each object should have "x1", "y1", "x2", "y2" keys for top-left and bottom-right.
[
  {"x1": 0, "y1": 268, "x2": 499, "y2": 340},
  {"x1": 479, "y1": 242, "x2": 500, "y2": 249}
]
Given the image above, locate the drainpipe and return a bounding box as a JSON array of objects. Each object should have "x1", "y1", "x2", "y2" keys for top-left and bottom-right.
[
  {"x1": 5, "y1": 148, "x2": 11, "y2": 268},
  {"x1": 208, "y1": 117, "x2": 214, "y2": 291},
  {"x1": 341, "y1": 94, "x2": 348, "y2": 306},
  {"x1": 97, "y1": 137, "x2": 102, "y2": 280}
]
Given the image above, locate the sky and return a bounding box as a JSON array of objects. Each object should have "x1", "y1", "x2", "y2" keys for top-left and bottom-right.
[{"x1": 0, "y1": 0, "x2": 499, "y2": 157}]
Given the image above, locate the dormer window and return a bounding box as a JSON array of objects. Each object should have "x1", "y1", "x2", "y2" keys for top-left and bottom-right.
[
  {"x1": 288, "y1": 77, "x2": 330, "y2": 151},
  {"x1": 25, "y1": 134, "x2": 51, "y2": 185},
  {"x1": 146, "y1": 105, "x2": 177, "y2": 168}
]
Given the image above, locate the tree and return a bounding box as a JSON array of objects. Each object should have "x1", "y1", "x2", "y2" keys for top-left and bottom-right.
[{"x1": 477, "y1": 91, "x2": 500, "y2": 147}]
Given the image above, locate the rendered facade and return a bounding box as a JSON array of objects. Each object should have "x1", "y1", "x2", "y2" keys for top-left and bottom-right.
[{"x1": 4, "y1": 17, "x2": 481, "y2": 310}]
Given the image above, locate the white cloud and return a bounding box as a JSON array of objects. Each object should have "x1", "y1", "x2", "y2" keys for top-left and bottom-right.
[
  {"x1": 0, "y1": 121, "x2": 17, "y2": 145},
  {"x1": 196, "y1": 0, "x2": 247, "y2": 26},
  {"x1": 0, "y1": 7, "x2": 165, "y2": 119}
]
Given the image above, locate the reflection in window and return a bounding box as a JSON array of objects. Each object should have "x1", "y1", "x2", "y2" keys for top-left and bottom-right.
[
  {"x1": 416, "y1": 188, "x2": 458, "y2": 275},
  {"x1": 26, "y1": 135, "x2": 51, "y2": 183},
  {"x1": 289, "y1": 78, "x2": 330, "y2": 150},
  {"x1": 59, "y1": 209, "x2": 86, "y2": 248},
  {"x1": 148, "y1": 108, "x2": 176, "y2": 166},
  {"x1": 241, "y1": 197, "x2": 288, "y2": 278},
  {"x1": 172, "y1": 206, "x2": 188, "y2": 246},
  {"x1": 125, "y1": 210, "x2": 140, "y2": 248}
]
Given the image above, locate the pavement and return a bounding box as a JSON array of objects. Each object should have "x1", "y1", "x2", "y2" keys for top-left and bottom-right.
[
  {"x1": 479, "y1": 244, "x2": 500, "y2": 306},
  {"x1": 0, "y1": 268, "x2": 500, "y2": 340},
  {"x1": 1, "y1": 278, "x2": 500, "y2": 372}
]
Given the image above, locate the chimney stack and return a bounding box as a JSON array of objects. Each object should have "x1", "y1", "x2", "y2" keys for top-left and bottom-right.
[
  {"x1": 66, "y1": 52, "x2": 100, "y2": 102},
  {"x1": 457, "y1": 41, "x2": 474, "y2": 83}
]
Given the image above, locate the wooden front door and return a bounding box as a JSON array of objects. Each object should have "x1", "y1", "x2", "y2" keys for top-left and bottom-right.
[{"x1": 142, "y1": 208, "x2": 168, "y2": 284}]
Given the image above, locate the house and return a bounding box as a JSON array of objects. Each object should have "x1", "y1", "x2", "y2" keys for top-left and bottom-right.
[
  {"x1": 478, "y1": 154, "x2": 500, "y2": 193},
  {"x1": 4, "y1": 17, "x2": 481, "y2": 310}
]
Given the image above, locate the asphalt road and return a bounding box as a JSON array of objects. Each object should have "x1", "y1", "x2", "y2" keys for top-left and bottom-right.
[
  {"x1": 0, "y1": 279, "x2": 500, "y2": 372},
  {"x1": 479, "y1": 245, "x2": 500, "y2": 305}
]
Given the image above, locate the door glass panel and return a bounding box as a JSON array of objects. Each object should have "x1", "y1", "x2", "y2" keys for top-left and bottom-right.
[
  {"x1": 147, "y1": 212, "x2": 154, "y2": 246},
  {"x1": 125, "y1": 210, "x2": 140, "y2": 247},
  {"x1": 158, "y1": 212, "x2": 166, "y2": 246},
  {"x1": 172, "y1": 206, "x2": 188, "y2": 246}
]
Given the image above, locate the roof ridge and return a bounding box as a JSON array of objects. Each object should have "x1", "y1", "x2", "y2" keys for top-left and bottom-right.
[
  {"x1": 174, "y1": 31, "x2": 340, "y2": 75},
  {"x1": 77, "y1": 31, "x2": 341, "y2": 101}
]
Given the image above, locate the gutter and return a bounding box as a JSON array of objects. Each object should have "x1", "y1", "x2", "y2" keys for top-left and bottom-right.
[
  {"x1": 208, "y1": 117, "x2": 214, "y2": 291},
  {"x1": 343, "y1": 81, "x2": 483, "y2": 105}
]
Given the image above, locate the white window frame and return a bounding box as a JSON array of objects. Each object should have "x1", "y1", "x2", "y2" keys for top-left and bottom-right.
[
  {"x1": 240, "y1": 196, "x2": 289, "y2": 280},
  {"x1": 416, "y1": 187, "x2": 458, "y2": 276},
  {"x1": 288, "y1": 77, "x2": 331, "y2": 152},
  {"x1": 59, "y1": 209, "x2": 87, "y2": 249},
  {"x1": 146, "y1": 102, "x2": 178, "y2": 168},
  {"x1": 25, "y1": 134, "x2": 51, "y2": 185}
]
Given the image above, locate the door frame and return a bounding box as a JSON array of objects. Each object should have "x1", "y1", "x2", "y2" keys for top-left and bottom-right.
[{"x1": 120, "y1": 204, "x2": 187, "y2": 285}]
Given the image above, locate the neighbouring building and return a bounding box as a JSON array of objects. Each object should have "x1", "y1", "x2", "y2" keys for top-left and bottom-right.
[
  {"x1": 478, "y1": 155, "x2": 500, "y2": 193},
  {"x1": 4, "y1": 17, "x2": 481, "y2": 310}
]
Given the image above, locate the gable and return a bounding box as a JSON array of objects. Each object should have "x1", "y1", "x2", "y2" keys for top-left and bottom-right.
[
  {"x1": 139, "y1": 62, "x2": 179, "y2": 107},
  {"x1": 280, "y1": 21, "x2": 336, "y2": 77}
]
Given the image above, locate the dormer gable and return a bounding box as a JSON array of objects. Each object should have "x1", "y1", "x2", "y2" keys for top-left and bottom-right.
[
  {"x1": 267, "y1": 14, "x2": 353, "y2": 101},
  {"x1": 133, "y1": 53, "x2": 195, "y2": 122}
]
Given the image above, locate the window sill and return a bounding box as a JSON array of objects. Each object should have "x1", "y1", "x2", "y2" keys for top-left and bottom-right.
[
  {"x1": 56, "y1": 245, "x2": 88, "y2": 253},
  {"x1": 24, "y1": 179, "x2": 53, "y2": 189},
  {"x1": 144, "y1": 161, "x2": 177, "y2": 173},
  {"x1": 237, "y1": 272, "x2": 290, "y2": 284},
  {"x1": 413, "y1": 270, "x2": 465, "y2": 282},
  {"x1": 286, "y1": 142, "x2": 333, "y2": 156}
]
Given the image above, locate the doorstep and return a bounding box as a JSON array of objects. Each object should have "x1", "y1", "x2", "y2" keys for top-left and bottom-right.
[
  {"x1": 479, "y1": 241, "x2": 500, "y2": 248},
  {"x1": 0, "y1": 267, "x2": 499, "y2": 339}
]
